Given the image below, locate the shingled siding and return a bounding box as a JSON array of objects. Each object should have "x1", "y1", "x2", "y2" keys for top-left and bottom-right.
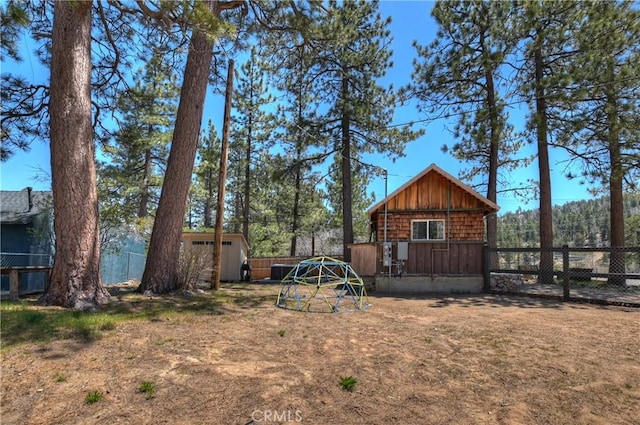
[{"x1": 376, "y1": 210, "x2": 485, "y2": 242}]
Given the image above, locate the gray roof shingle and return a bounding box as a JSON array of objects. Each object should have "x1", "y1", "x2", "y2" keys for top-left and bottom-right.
[{"x1": 0, "y1": 188, "x2": 52, "y2": 224}]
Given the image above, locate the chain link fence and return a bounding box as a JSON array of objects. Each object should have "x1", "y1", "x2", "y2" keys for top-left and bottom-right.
[
  {"x1": 485, "y1": 246, "x2": 640, "y2": 307},
  {"x1": 1, "y1": 252, "x2": 52, "y2": 268},
  {"x1": 2, "y1": 251, "x2": 147, "y2": 294},
  {"x1": 101, "y1": 251, "x2": 146, "y2": 285}
]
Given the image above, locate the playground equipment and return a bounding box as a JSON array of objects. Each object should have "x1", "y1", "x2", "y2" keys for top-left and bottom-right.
[{"x1": 275, "y1": 256, "x2": 370, "y2": 313}]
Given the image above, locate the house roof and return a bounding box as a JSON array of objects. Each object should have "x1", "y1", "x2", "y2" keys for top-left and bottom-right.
[
  {"x1": 367, "y1": 163, "x2": 499, "y2": 217},
  {"x1": 0, "y1": 189, "x2": 52, "y2": 225}
]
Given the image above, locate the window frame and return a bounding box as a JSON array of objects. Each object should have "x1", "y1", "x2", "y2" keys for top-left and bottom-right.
[{"x1": 410, "y1": 219, "x2": 446, "y2": 241}]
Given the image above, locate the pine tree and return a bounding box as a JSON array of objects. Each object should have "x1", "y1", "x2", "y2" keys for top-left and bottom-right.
[
  {"x1": 556, "y1": 0, "x2": 640, "y2": 285},
  {"x1": 512, "y1": 1, "x2": 585, "y2": 283},
  {"x1": 99, "y1": 50, "x2": 179, "y2": 226},
  {"x1": 40, "y1": 0, "x2": 110, "y2": 308},
  {"x1": 227, "y1": 46, "x2": 276, "y2": 248},
  {"x1": 314, "y1": 0, "x2": 422, "y2": 261},
  {"x1": 139, "y1": 1, "x2": 247, "y2": 294},
  {"x1": 190, "y1": 121, "x2": 221, "y2": 229},
  {"x1": 408, "y1": 0, "x2": 518, "y2": 264},
  {"x1": 263, "y1": 29, "x2": 330, "y2": 256}
]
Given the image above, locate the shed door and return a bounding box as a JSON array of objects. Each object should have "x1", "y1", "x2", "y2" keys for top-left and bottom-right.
[{"x1": 221, "y1": 240, "x2": 235, "y2": 281}]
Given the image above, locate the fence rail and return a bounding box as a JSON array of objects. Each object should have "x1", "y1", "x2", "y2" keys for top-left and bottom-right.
[{"x1": 484, "y1": 245, "x2": 640, "y2": 307}]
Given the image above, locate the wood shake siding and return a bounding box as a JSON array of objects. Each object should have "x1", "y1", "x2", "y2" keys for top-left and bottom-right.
[{"x1": 377, "y1": 211, "x2": 484, "y2": 241}]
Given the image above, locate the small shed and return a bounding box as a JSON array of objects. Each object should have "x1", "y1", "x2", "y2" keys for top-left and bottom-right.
[
  {"x1": 350, "y1": 164, "x2": 499, "y2": 293},
  {"x1": 181, "y1": 232, "x2": 249, "y2": 282}
]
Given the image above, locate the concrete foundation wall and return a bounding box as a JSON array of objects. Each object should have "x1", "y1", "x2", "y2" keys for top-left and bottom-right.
[{"x1": 374, "y1": 275, "x2": 483, "y2": 294}]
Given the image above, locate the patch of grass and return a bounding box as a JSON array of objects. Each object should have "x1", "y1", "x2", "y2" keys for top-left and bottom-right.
[
  {"x1": 154, "y1": 338, "x2": 172, "y2": 346},
  {"x1": 424, "y1": 337, "x2": 432, "y2": 344},
  {"x1": 0, "y1": 287, "x2": 248, "y2": 350},
  {"x1": 278, "y1": 329, "x2": 286, "y2": 337},
  {"x1": 99, "y1": 321, "x2": 116, "y2": 331},
  {"x1": 73, "y1": 324, "x2": 102, "y2": 341},
  {"x1": 138, "y1": 381, "x2": 156, "y2": 399},
  {"x1": 125, "y1": 354, "x2": 137, "y2": 360},
  {"x1": 85, "y1": 391, "x2": 104, "y2": 404},
  {"x1": 55, "y1": 374, "x2": 67, "y2": 382},
  {"x1": 339, "y1": 375, "x2": 358, "y2": 392}
]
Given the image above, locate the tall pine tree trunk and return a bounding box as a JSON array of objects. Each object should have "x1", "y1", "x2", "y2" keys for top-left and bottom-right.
[
  {"x1": 41, "y1": 0, "x2": 110, "y2": 309},
  {"x1": 484, "y1": 58, "x2": 500, "y2": 269},
  {"x1": 139, "y1": 4, "x2": 217, "y2": 293},
  {"x1": 341, "y1": 75, "x2": 353, "y2": 263},
  {"x1": 606, "y1": 75, "x2": 626, "y2": 286},
  {"x1": 534, "y1": 42, "x2": 555, "y2": 284},
  {"x1": 243, "y1": 118, "x2": 251, "y2": 245},
  {"x1": 290, "y1": 162, "x2": 301, "y2": 257}
]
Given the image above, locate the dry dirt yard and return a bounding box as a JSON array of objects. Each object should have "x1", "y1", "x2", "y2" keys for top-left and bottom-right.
[{"x1": 1, "y1": 283, "x2": 639, "y2": 425}]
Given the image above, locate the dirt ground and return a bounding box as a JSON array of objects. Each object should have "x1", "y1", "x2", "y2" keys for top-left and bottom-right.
[{"x1": 2, "y1": 283, "x2": 639, "y2": 425}]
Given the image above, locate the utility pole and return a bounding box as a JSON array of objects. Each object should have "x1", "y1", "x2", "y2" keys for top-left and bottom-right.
[{"x1": 212, "y1": 58, "x2": 234, "y2": 290}]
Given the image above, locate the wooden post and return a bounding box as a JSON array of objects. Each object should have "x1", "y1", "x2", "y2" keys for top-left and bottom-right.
[
  {"x1": 9, "y1": 269, "x2": 19, "y2": 301},
  {"x1": 482, "y1": 243, "x2": 490, "y2": 292},
  {"x1": 212, "y1": 58, "x2": 235, "y2": 290}
]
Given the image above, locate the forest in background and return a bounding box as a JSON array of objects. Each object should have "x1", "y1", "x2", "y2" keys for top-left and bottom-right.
[{"x1": 497, "y1": 193, "x2": 640, "y2": 248}]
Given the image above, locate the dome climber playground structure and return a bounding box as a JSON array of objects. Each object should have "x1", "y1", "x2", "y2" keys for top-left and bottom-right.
[{"x1": 275, "y1": 256, "x2": 371, "y2": 313}]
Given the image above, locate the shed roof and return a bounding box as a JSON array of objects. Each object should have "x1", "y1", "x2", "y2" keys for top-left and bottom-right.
[
  {"x1": 367, "y1": 163, "x2": 499, "y2": 217},
  {"x1": 0, "y1": 189, "x2": 52, "y2": 225}
]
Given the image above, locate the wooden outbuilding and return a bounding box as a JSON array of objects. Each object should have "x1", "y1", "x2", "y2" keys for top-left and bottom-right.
[
  {"x1": 181, "y1": 232, "x2": 249, "y2": 282},
  {"x1": 349, "y1": 164, "x2": 499, "y2": 293}
]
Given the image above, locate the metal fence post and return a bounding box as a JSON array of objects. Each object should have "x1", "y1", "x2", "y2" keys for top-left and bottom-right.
[
  {"x1": 126, "y1": 252, "x2": 131, "y2": 282},
  {"x1": 562, "y1": 245, "x2": 570, "y2": 301}
]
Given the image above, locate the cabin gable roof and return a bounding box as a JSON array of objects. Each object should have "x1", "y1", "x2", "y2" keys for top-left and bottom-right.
[{"x1": 367, "y1": 163, "x2": 499, "y2": 218}]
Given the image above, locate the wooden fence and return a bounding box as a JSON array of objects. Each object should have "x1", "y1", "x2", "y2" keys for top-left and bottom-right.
[
  {"x1": 248, "y1": 255, "x2": 344, "y2": 280},
  {"x1": 1, "y1": 266, "x2": 51, "y2": 301}
]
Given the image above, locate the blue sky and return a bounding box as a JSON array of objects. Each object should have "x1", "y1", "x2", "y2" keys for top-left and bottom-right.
[{"x1": 0, "y1": 0, "x2": 593, "y2": 215}]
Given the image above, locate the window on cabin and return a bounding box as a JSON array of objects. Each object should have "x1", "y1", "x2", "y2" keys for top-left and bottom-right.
[{"x1": 411, "y1": 219, "x2": 445, "y2": 241}]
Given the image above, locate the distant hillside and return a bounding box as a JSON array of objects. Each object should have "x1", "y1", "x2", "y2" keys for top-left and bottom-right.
[{"x1": 497, "y1": 193, "x2": 640, "y2": 248}]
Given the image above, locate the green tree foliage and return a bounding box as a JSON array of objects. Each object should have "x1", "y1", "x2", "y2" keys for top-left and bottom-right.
[
  {"x1": 0, "y1": 1, "x2": 30, "y2": 62},
  {"x1": 1, "y1": 1, "x2": 46, "y2": 160},
  {"x1": 261, "y1": 17, "x2": 332, "y2": 256},
  {"x1": 248, "y1": 153, "x2": 295, "y2": 256},
  {"x1": 99, "y1": 50, "x2": 179, "y2": 232},
  {"x1": 189, "y1": 121, "x2": 221, "y2": 229},
  {"x1": 1, "y1": 1, "x2": 157, "y2": 162},
  {"x1": 227, "y1": 46, "x2": 277, "y2": 246}
]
